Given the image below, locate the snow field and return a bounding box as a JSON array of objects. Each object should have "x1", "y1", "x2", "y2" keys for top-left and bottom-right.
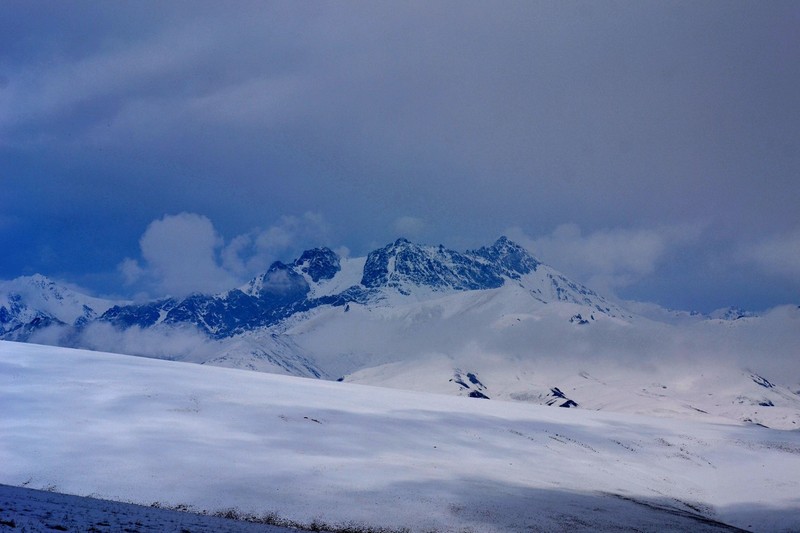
[{"x1": 2, "y1": 340, "x2": 800, "y2": 532}]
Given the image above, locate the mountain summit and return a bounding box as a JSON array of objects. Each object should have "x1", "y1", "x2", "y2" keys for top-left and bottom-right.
[
  {"x1": 0, "y1": 274, "x2": 120, "y2": 340},
  {"x1": 361, "y1": 237, "x2": 539, "y2": 293}
]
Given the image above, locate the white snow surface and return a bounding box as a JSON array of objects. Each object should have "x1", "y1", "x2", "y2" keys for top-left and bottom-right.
[
  {"x1": 276, "y1": 285, "x2": 800, "y2": 429},
  {"x1": 307, "y1": 256, "x2": 367, "y2": 298},
  {"x1": 2, "y1": 341, "x2": 800, "y2": 532}
]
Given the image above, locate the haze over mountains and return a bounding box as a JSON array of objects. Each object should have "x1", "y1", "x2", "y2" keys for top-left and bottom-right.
[{"x1": 2, "y1": 237, "x2": 799, "y2": 429}]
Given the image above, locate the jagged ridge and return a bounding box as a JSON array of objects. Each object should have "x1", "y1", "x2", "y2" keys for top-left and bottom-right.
[
  {"x1": 1, "y1": 237, "x2": 630, "y2": 342},
  {"x1": 98, "y1": 237, "x2": 562, "y2": 338}
]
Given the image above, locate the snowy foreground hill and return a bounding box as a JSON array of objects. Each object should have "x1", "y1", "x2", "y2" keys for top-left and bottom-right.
[{"x1": 2, "y1": 341, "x2": 800, "y2": 532}]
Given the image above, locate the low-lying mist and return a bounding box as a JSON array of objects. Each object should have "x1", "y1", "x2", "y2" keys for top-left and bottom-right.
[{"x1": 25, "y1": 301, "x2": 800, "y2": 387}]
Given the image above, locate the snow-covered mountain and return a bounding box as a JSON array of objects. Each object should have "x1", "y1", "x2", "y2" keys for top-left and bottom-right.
[
  {"x1": 3, "y1": 237, "x2": 799, "y2": 429},
  {"x1": 0, "y1": 274, "x2": 121, "y2": 341},
  {"x1": 94, "y1": 236, "x2": 625, "y2": 338}
]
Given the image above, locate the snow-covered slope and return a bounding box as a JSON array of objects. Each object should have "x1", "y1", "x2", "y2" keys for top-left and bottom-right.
[
  {"x1": 202, "y1": 332, "x2": 326, "y2": 378},
  {"x1": 282, "y1": 284, "x2": 800, "y2": 428},
  {"x1": 2, "y1": 341, "x2": 799, "y2": 532},
  {"x1": 345, "y1": 353, "x2": 800, "y2": 430}
]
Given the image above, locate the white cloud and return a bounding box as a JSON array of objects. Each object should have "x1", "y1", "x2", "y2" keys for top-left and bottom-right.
[
  {"x1": 221, "y1": 212, "x2": 330, "y2": 276},
  {"x1": 218, "y1": 233, "x2": 254, "y2": 279},
  {"x1": 70, "y1": 322, "x2": 221, "y2": 363},
  {"x1": 741, "y1": 228, "x2": 800, "y2": 282},
  {"x1": 120, "y1": 212, "x2": 330, "y2": 298},
  {"x1": 121, "y1": 212, "x2": 237, "y2": 297},
  {"x1": 118, "y1": 257, "x2": 145, "y2": 286},
  {"x1": 507, "y1": 223, "x2": 701, "y2": 295}
]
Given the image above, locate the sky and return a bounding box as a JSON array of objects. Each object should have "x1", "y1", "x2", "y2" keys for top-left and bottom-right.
[{"x1": 1, "y1": 1, "x2": 799, "y2": 312}]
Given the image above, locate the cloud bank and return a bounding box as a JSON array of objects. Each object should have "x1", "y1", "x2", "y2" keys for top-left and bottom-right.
[
  {"x1": 742, "y1": 229, "x2": 800, "y2": 283},
  {"x1": 506, "y1": 224, "x2": 701, "y2": 296},
  {"x1": 120, "y1": 212, "x2": 329, "y2": 298}
]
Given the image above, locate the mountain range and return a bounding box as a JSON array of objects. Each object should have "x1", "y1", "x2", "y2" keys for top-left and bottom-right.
[{"x1": 2, "y1": 236, "x2": 799, "y2": 429}]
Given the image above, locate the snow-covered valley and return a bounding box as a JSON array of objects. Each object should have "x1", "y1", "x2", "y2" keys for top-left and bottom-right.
[{"x1": 2, "y1": 341, "x2": 800, "y2": 532}]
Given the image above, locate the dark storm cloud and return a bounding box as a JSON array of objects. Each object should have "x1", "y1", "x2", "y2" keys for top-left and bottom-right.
[{"x1": 2, "y1": 1, "x2": 799, "y2": 309}]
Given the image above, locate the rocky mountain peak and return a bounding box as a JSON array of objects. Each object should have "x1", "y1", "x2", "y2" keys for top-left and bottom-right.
[
  {"x1": 471, "y1": 236, "x2": 540, "y2": 280},
  {"x1": 361, "y1": 238, "x2": 513, "y2": 293},
  {"x1": 293, "y1": 248, "x2": 340, "y2": 283}
]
